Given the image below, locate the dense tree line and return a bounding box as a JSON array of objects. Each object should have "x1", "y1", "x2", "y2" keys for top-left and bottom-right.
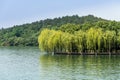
[
  {"x1": 38, "y1": 28, "x2": 120, "y2": 54},
  {"x1": 1, "y1": 15, "x2": 120, "y2": 47}
]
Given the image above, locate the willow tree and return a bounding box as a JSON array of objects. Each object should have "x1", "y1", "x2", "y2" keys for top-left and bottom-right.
[
  {"x1": 50, "y1": 30, "x2": 63, "y2": 52},
  {"x1": 38, "y1": 29, "x2": 64, "y2": 52},
  {"x1": 74, "y1": 30, "x2": 85, "y2": 53},
  {"x1": 103, "y1": 30, "x2": 116, "y2": 53},
  {"x1": 61, "y1": 32, "x2": 73, "y2": 53},
  {"x1": 86, "y1": 28, "x2": 98, "y2": 53},
  {"x1": 95, "y1": 28, "x2": 103, "y2": 53},
  {"x1": 47, "y1": 30, "x2": 57, "y2": 52},
  {"x1": 38, "y1": 29, "x2": 51, "y2": 52},
  {"x1": 86, "y1": 28, "x2": 104, "y2": 54}
]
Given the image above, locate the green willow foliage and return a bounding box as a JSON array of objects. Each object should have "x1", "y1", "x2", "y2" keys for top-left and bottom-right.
[{"x1": 38, "y1": 28, "x2": 120, "y2": 53}]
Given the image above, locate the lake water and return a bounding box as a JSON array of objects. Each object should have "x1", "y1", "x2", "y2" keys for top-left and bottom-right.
[{"x1": 0, "y1": 47, "x2": 120, "y2": 80}]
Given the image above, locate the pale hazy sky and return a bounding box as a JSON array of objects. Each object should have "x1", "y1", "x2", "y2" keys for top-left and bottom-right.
[{"x1": 0, "y1": 0, "x2": 120, "y2": 28}]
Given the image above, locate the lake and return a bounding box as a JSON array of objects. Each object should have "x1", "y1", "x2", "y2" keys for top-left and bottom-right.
[{"x1": 0, "y1": 47, "x2": 120, "y2": 80}]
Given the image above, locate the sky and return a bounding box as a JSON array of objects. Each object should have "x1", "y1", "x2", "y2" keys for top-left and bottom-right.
[{"x1": 0, "y1": 0, "x2": 120, "y2": 28}]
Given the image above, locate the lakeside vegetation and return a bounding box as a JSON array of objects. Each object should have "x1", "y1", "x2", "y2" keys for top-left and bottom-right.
[
  {"x1": 38, "y1": 22, "x2": 120, "y2": 54},
  {"x1": 1, "y1": 14, "x2": 120, "y2": 52},
  {"x1": 0, "y1": 15, "x2": 105, "y2": 46},
  {"x1": 38, "y1": 27, "x2": 120, "y2": 54}
]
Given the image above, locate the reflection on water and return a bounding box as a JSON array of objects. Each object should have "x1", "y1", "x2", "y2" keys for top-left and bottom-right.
[
  {"x1": 0, "y1": 47, "x2": 119, "y2": 80},
  {"x1": 40, "y1": 55, "x2": 120, "y2": 80}
]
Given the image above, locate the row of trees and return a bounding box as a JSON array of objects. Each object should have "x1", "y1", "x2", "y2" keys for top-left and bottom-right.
[{"x1": 38, "y1": 28, "x2": 120, "y2": 54}]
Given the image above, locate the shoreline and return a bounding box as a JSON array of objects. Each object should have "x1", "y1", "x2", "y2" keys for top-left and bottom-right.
[{"x1": 54, "y1": 52, "x2": 120, "y2": 55}]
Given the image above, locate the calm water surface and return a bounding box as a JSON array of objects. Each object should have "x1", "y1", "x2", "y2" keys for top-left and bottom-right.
[{"x1": 0, "y1": 47, "x2": 120, "y2": 80}]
